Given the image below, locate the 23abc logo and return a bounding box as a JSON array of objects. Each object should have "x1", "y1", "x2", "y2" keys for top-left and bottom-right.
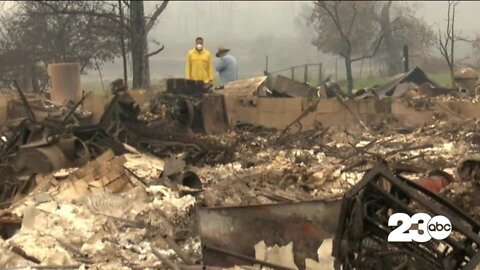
[{"x1": 388, "y1": 213, "x2": 452, "y2": 242}]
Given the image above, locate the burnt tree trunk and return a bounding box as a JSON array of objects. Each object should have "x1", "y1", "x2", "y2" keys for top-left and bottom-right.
[
  {"x1": 144, "y1": 38, "x2": 150, "y2": 87},
  {"x1": 130, "y1": 1, "x2": 149, "y2": 88},
  {"x1": 344, "y1": 55, "x2": 354, "y2": 93},
  {"x1": 118, "y1": 0, "x2": 128, "y2": 88},
  {"x1": 449, "y1": 1, "x2": 456, "y2": 87}
]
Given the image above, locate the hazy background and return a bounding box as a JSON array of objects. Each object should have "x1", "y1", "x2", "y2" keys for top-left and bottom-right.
[{"x1": 3, "y1": 1, "x2": 480, "y2": 87}]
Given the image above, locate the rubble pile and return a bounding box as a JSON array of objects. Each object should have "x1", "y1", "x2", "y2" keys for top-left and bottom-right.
[
  {"x1": 3, "y1": 118, "x2": 478, "y2": 268},
  {"x1": 1, "y1": 74, "x2": 480, "y2": 269},
  {"x1": 200, "y1": 117, "x2": 480, "y2": 195},
  {"x1": 0, "y1": 149, "x2": 200, "y2": 269}
]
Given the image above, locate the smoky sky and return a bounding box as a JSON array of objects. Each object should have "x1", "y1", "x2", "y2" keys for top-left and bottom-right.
[
  {"x1": 3, "y1": 1, "x2": 480, "y2": 83},
  {"x1": 145, "y1": 1, "x2": 480, "y2": 45}
]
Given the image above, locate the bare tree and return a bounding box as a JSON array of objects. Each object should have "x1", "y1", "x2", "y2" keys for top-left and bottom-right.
[
  {"x1": 0, "y1": 1, "x2": 120, "y2": 91},
  {"x1": 437, "y1": 0, "x2": 459, "y2": 87},
  {"x1": 308, "y1": 1, "x2": 383, "y2": 93},
  {"x1": 130, "y1": 1, "x2": 167, "y2": 88},
  {"x1": 118, "y1": 0, "x2": 128, "y2": 88},
  {"x1": 28, "y1": 0, "x2": 169, "y2": 89}
]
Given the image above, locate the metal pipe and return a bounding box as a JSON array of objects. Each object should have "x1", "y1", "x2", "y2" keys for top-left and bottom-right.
[
  {"x1": 203, "y1": 244, "x2": 297, "y2": 270},
  {"x1": 170, "y1": 171, "x2": 202, "y2": 189}
]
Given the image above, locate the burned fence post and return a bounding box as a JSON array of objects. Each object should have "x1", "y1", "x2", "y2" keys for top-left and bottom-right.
[
  {"x1": 304, "y1": 64, "x2": 308, "y2": 84},
  {"x1": 264, "y1": 56, "x2": 272, "y2": 89},
  {"x1": 13, "y1": 80, "x2": 36, "y2": 122},
  {"x1": 265, "y1": 56, "x2": 269, "y2": 74},
  {"x1": 335, "y1": 58, "x2": 338, "y2": 81},
  {"x1": 291, "y1": 67, "x2": 295, "y2": 81},
  {"x1": 318, "y1": 63, "x2": 323, "y2": 86},
  {"x1": 403, "y1": 45, "x2": 409, "y2": 72}
]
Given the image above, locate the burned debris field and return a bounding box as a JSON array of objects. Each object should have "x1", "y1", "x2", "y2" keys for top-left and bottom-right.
[
  {"x1": 2, "y1": 0, "x2": 480, "y2": 269},
  {"x1": 0, "y1": 70, "x2": 479, "y2": 270}
]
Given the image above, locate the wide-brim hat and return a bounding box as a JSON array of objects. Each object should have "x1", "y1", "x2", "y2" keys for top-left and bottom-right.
[{"x1": 216, "y1": 46, "x2": 230, "y2": 57}]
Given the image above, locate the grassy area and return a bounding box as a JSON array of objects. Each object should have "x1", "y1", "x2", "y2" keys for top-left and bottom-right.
[
  {"x1": 81, "y1": 82, "x2": 109, "y2": 94},
  {"x1": 337, "y1": 76, "x2": 389, "y2": 91},
  {"x1": 334, "y1": 72, "x2": 452, "y2": 91},
  {"x1": 81, "y1": 71, "x2": 454, "y2": 93},
  {"x1": 428, "y1": 72, "x2": 452, "y2": 87}
]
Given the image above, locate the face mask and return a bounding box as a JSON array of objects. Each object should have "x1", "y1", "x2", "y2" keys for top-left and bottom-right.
[{"x1": 196, "y1": 44, "x2": 203, "y2": 50}]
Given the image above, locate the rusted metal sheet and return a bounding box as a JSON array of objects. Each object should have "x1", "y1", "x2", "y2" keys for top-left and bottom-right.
[
  {"x1": 197, "y1": 199, "x2": 342, "y2": 269},
  {"x1": 223, "y1": 97, "x2": 305, "y2": 129},
  {"x1": 201, "y1": 95, "x2": 229, "y2": 135},
  {"x1": 215, "y1": 76, "x2": 268, "y2": 97},
  {"x1": 374, "y1": 67, "x2": 438, "y2": 98},
  {"x1": 272, "y1": 75, "x2": 318, "y2": 98}
]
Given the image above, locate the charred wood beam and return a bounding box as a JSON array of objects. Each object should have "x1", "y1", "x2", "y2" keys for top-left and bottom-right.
[{"x1": 13, "y1": 80, "x2": 36, "y2": 122}]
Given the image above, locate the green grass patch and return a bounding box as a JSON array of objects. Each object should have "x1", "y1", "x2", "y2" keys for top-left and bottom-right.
[
  {"x1": 81, "y1": 82, "x2": 108, "y2": 94},
  {"x1": 337, "y1": 76, "x2": 389, "y2": 91},
  {"x1": 334, "y1": 72, "x2": 453, "y2": 92},
  {"x1": 81, "y1": 71, "x2": 455, "y2": 94},
  {"x1": 428, "y1": 72, "x2": 452, "y2": 87}
]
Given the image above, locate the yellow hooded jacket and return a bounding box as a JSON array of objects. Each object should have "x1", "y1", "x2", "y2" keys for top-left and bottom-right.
[{"x1": 185, "y1": 48, "x2": 213, "y2": 83}]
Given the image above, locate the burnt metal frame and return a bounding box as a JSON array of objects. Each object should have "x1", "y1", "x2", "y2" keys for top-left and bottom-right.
[{"x1": 332, "y1": 161, "x2": 480, "y2": 270}]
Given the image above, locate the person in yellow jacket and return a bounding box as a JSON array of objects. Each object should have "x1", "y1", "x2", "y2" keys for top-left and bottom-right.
[{"x1": 185, "y1": 37, "x2": 213, "y2": 84}]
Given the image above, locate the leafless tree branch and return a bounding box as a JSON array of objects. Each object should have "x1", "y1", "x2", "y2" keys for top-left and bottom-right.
[
  {"x1": 436, "y1": 0, "x2": 460, "y2": 86},
  {"x1": 36, "y1": 1, "x2": 121, "y2": 20},
  {"x1": 352, "y1": 34, "x2": 385, "y2": 62},
  {"x1": 145, "y1": 1, "x2": 169, "y2": 33},
  {"x1": 147, "y1": 44, "x2": 165, "y2": 57},
  {"x1": 31, "y1": 0, "x2": 131, "y2": 32},
  {"x1": 456, "y1": 36, "x2": 477, "y2": 43},
  {"x1": 316, "y1": 1, "x2": 351, "y2": 53},
  {"x1": 347, "y1": 3, "x2": 358, "y2": 36}
]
